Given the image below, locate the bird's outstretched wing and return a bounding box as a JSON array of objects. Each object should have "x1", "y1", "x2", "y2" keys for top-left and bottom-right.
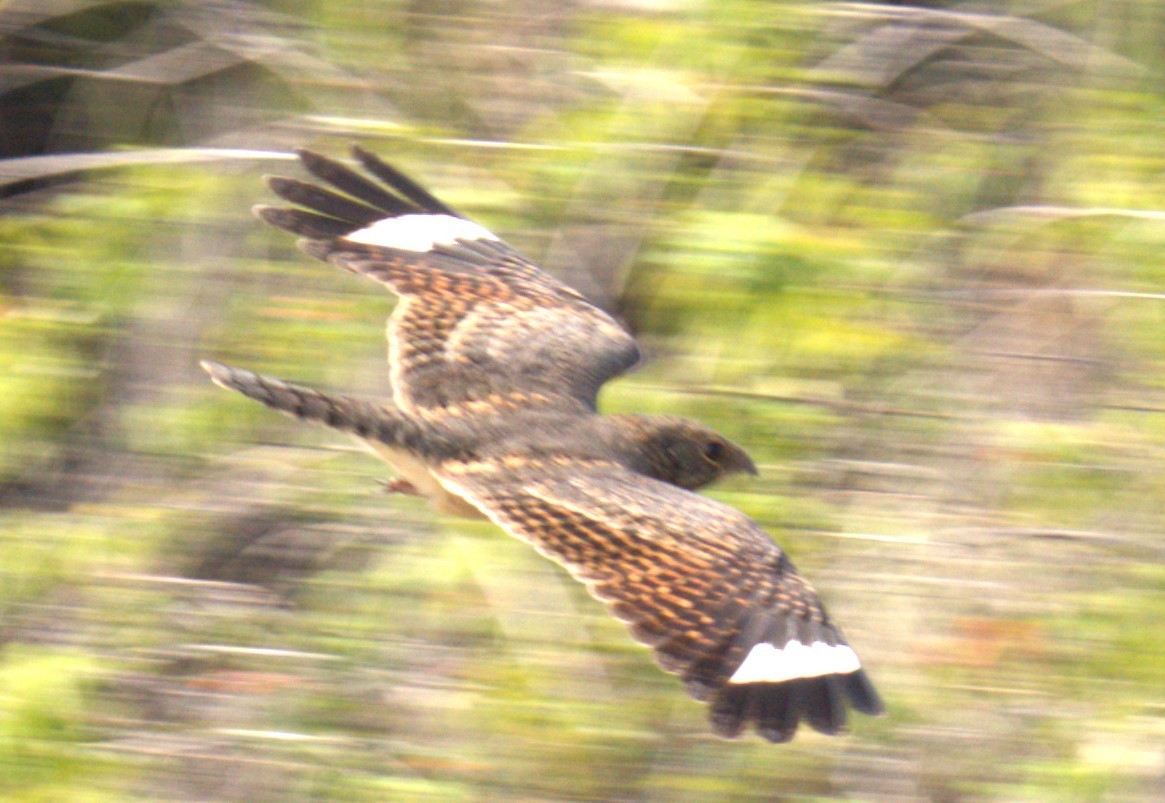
[
  {"x1": 435, "y1": 457, "x2": 882, "y2": 742},
  {"x1": 254, "y1": 147, "x2": 639, "y2": 421}
]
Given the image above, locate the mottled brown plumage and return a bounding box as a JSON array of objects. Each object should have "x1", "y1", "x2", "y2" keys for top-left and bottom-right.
[{"x1": 203, "y1": 147, "x2": 883, "y2": 741}]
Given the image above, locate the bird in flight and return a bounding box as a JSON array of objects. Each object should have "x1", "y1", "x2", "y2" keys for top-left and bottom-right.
[{"x1": 202, "y1": 146, "x2": 883, "y2": 742}]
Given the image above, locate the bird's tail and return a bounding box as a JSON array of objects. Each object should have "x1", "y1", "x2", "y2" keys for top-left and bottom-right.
[{"x1": 200, "y1": 361, "x2": 439, "y2": 455}]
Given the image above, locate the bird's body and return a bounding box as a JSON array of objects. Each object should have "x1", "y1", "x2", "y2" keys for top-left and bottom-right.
[{"x1": 203, "y1": 146, "x2": 883, "y2": 742}]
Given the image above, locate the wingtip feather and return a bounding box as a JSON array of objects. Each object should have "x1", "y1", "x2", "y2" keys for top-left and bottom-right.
[
  {"x1": 298, "y1": 238, "x2": 334, "y2": 262},
  {"x1": 845, "y1": 669, "x2": 885, "y2": 716},
  {"x1": 252, "y1": 203, "x2": 281, "y2": 225},
  {"x1": 294, "y1": 147, "x2": 340, "y2": 179}
]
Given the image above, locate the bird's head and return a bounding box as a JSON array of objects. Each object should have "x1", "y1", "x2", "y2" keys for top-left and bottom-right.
[{"x1": 622, "y1": 416, "x2": 758, "y2": 490}]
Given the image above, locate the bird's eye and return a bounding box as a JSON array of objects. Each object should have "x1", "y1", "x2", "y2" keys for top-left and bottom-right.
[{"x1": 704, "y1": 440, "x2": 726, "y2": 462}]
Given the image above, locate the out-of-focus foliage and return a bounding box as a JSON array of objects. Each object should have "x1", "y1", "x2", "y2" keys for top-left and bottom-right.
[{"x1": 2, "y1": 0, "x2": 1163, "y2": 799}]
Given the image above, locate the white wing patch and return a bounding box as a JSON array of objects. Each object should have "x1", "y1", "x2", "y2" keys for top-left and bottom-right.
[
  {"x1": 728, "y1": 640, "x2": 862, "y2": 684},
  {"x1": 346, "y1": 214, "x2": 499, "y2": 252}
]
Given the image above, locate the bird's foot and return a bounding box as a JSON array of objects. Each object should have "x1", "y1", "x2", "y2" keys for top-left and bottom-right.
[{"x1": 381, "y1": 478, "x2": 421, "y2": 496}]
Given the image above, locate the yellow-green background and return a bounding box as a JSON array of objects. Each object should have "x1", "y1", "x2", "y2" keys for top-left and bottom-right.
[{"x1": 1, "y1": 1, "x2": 1163, "y2": 799}]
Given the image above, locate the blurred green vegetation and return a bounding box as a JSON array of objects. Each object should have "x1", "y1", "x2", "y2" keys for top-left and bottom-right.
[{"x1": 2, "y1": 0, "x2": 1164, "y2": 799}]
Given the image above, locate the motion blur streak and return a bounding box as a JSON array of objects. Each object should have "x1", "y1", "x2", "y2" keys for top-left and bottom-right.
[{"x1": 0, "y1": 1, "x2": 1162, "y2": 799}]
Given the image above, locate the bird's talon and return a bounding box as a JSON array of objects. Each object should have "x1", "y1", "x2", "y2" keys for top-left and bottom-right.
[{"x1": 382, "y1": 478, "x2": 420, "y2": 496}]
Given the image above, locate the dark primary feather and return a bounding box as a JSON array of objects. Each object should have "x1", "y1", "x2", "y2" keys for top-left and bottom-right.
[
  {"x1": 297, "y1": 148, "x2": 417, "y2": 215},
  {"x1": 350, "y1": 144, "x2": 459, "y2": 216},
  {"x1": 435, "y1": 456, "x2": 882, "y2": 742},
  {"x1": 252, "y1": 206, "x2": 352, "y2": 240},
  {"x1": 260, "y1": 146, "x2": 453, "y2": 233},
  {"x1": 265, "y1": 176, "x2": 385, "y2": 227}
]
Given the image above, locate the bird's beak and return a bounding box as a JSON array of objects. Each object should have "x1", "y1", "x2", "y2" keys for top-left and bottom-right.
[{"x1": 729, "y1": 443, "x2": 759, "y2": 477}]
